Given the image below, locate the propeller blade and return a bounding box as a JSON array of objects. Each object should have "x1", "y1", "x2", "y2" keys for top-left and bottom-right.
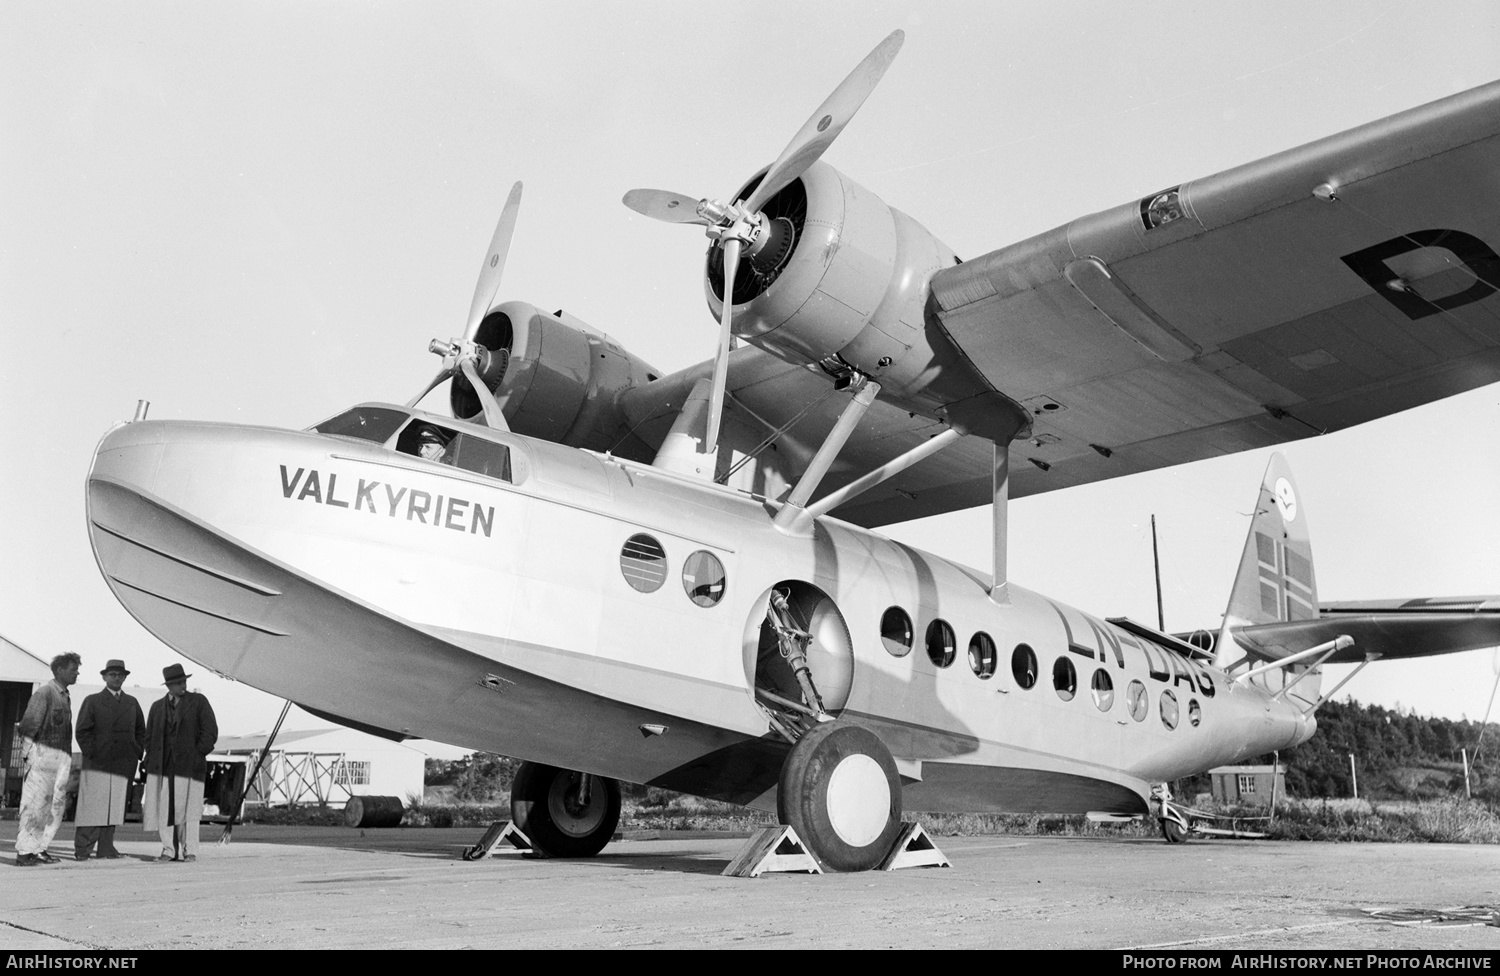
[
  {"x1": 460, "y1": 357, "x2": 509, "y2": 431},
  {"x1": 463, "y1": 181, "x2": 524, "y2": 340},
  {"x1": 406, "y1": 367, "x2": 453, "y2": 409},
  {"x1": 622, "y1": 188, "x2": 712, "y2": 225},
  {"x1": 744, "y1": 30, "x2": 904, "y2": 213},
  {"x1": 704, "y1": 237, "x2": 741, "y2": 454}
]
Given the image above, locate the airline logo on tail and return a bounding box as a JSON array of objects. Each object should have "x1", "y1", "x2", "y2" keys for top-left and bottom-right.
[{"x1": 1273, "y1": 477, "x2": 1297, "y2": 522}]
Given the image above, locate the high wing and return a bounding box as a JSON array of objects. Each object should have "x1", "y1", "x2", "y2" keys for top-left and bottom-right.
[
  {"x1": 927, "y1": 79, "x2": 1500, "y2": 500},
  {"x1": 1234, "y1": 597, "x2": 1500, "y2": 663}
]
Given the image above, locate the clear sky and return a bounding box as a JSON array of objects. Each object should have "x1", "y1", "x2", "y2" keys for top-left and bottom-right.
[{"x1": 3, "y1": 1, "x2": 1498, "y2": 749}]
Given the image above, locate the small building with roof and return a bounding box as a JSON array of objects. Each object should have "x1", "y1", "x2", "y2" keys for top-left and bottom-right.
[
  {"x1": 1208, "y1": 763, "x2": 1286, "y2": 807},
  {"x1": 1, "y1": 634, "x2": 55, "y2": 805}
]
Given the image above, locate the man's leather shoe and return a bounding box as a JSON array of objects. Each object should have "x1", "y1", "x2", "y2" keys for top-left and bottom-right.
[
  {"x1": 36, "y1": 851, "x2": 61, "y2": 864},
  {"x1": 15, "y1": 853, "x2": 40, "y2": 866}
]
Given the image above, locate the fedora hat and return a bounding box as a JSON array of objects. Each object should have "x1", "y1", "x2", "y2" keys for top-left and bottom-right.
[
  {"x1": 162, "y1": 663, "x2": 192, "y2": 684},
  {"x1": 101, "y1": 659, "x2": 130, "y2": 676}
]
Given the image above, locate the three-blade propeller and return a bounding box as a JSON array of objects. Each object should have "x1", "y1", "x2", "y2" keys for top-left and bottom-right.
[
  {"x1": 410, "y1": 181, "x2": 523, "y2": 431},
  {"x1": 622, "y1": 30, "x2": 904, "y2": 456}
]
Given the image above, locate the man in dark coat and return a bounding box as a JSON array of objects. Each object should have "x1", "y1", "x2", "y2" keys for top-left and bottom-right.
[
  {"x1": 143, "y1": 663, "x2": 218, "y2": 862},
  {"x1": 74, "y1": 659, "x2": 146, "y2": 860}
]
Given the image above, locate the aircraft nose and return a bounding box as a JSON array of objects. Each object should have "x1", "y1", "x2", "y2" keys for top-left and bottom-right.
[{"x1": 90, "y1": 419, "x2": 168, "y2": 494}]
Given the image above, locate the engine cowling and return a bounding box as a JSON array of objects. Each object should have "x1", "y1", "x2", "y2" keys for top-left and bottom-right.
[
  {"x1": 451, "y1": 300, "x2": 659, "y2": 460},
  {"x1": 704, "y1": 160, "x2": 987, "y2": 420}
]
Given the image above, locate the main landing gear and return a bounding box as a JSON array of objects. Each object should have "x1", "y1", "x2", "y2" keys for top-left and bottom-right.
[
  {"x1": 510, "y1": 761, "x2": 621, "y2": 858},
  {"x1": 753, "y1": 587, "x2": 904, "y2": 871},
  {"x1": 777, "y1": 722, "x2": 903, "y2": 872}
]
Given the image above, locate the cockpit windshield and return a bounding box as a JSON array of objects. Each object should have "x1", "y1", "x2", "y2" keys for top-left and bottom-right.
[
  {"x1": 311, "y1": 406, "x2": 409, "y2": 444},
  {"x1": 311, "y1": 406, "x2": 518, "y2": 484}
]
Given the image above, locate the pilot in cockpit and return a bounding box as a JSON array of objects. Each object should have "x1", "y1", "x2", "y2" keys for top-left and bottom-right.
[{"x1": 415, "y1": 425, "x2": 452, "y2": 464}]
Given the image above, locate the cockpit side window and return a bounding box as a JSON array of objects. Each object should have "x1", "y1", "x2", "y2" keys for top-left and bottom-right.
[
  {"x1": 448, "y1": 434, "x2": 513, "y2": 482},
  {"x1": 394, "y1": 421, "x2": 513, "y2": 484},
  {"x1": 312, "y1": 406, "x2": 409, "y2": 444},
  {"x1": 396, "y1": 422, "x2": 457, "y2": 463}
]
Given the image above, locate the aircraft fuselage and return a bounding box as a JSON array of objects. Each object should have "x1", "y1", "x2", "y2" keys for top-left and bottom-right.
[{"x1": 87, "y1": 406, "x2": 1314, "y2": 814}]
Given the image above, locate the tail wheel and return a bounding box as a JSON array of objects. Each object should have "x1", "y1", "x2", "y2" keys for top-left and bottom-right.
[
  {"x1": 777, "y1": 723, "x2": 902, "y2": 872},
  {"x1": 511, "y1": 761, "x2": 621, "y2": 858}
]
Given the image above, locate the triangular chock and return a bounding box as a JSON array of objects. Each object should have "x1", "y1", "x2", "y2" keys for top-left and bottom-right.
[
  {"x1": 461, "y1": 820, "x2": 539, "y2": 861},
  {"x1": 721, "y1": 825, "x2": 823, "y2": 877},
  {"x1": 879, "y1": 821, "x2": 950, "y2": 870}
]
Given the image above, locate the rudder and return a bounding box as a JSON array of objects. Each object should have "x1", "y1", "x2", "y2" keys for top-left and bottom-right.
[{"x1": 1217, "y1": 453, "x2": 1319, "y2": 661}]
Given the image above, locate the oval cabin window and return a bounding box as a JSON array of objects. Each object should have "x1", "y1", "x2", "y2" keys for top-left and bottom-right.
[
  {"x1": 681, "y1": 551, "x2": 726, "y2": 607},
  {"x1": 968, "y1": 632, "x2": 996, "y2": 679},
  {"x1": 924, "y1": 619, "x2": 955, "y2": 667},
  {"x1": 881, "y1": 607, "x2": 915, "y2": 658},
  {"x1": 620, "y1": 534, "x2": 667, "y2": 593}
]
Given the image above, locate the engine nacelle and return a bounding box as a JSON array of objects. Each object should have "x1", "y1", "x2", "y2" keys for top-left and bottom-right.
[
  {"x1": 451, "y1": 300, "x2": 658, "y2": 459},
  {"x1": 704, "y1": 160, "x2": 977, "y2": 416}
]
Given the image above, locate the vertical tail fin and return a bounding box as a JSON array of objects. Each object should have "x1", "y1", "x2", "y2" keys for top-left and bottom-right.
[{"x1": 1218, "y1": 453, "x2": 1319, "y2": 649}]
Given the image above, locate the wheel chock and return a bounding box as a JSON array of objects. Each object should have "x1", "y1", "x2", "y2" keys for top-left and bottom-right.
[
  {"x1": 721, "y1": 825, "x2": 823, "y2": 877},
  {"x1": 461, "y1": 820, "x2": 541, "y2": 861},
  {"x1": 879, "y1": 821, "x2": 950, "y2": 871}
]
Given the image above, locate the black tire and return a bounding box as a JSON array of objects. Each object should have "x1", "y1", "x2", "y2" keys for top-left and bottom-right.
[
  {"x1": 777, "y1": 723, "x2": 902, "y2": 872},
  {"x1": 510, "y1": 762, "x2": 621, "y2": 858},
  {"x1": 1161, "y1": 817, "x2": 1189, "y2": 843}
]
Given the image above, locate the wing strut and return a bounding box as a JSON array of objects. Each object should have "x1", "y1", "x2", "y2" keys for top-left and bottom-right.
[
  {"x1": 772, "y1": 378, "x2": 883, "y2": 531},
  {"x1": 1234, "y1": 635, "x2": 1354, "y2": 684},
  {"x1": 1304, "y1": 651, "x2": 1382, "y2": 715},
  {"x1": 990, "y1": 444, "x2": 1010, "y2": 606}
]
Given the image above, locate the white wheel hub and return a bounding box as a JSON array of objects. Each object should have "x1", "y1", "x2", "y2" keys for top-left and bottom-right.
[
  {"x1": 547, "y1": 775, "x2": 606, "y2": 837},
  {"x1": 824, "y1": 754, "x2": 891, "y2": 847}
]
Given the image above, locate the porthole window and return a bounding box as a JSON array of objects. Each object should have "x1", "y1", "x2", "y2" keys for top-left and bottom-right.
[
  {"x1": 1052, "y1": 657, "x2": 1077, "y2": 701},
  {"x1": 1126, "y1": 680, "x2": 1148, "y2": 722},
  {"x1": 1011, "y1": 644, "x2": 1038, "y2": 689},
  {"x1": 619, "y1": 534, "x2": 667, "y2": 593},
  {"x1": 881, "y1": 607, "x2": 914, "y2": 657},
  {"x1": 681, "y1": 551, "x2": 726, "y2": 607},
  {"x1": 924, "y1": 618, "x2": 954, "y2": 667},
  {"x1": 1160, "y1": 689, "x2": 1179, "y2": 730},
  {"x1": 968, "y1": 632, "x2": 997, "y2": 679},
  {"x1": 1091, "y1": 669, "x2": 1114, "y2": 711},
  {"x1": 1188, "y1": 698, "x2": 1202, "y2": 727}
]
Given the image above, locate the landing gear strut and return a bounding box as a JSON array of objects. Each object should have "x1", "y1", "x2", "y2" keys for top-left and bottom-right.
[
  {"x1": 510, "y1": 761, "x2": 621, "y2": 858},
  {"x1": 1152, "y1": 783, "x2": 1193, "y2": 843}
]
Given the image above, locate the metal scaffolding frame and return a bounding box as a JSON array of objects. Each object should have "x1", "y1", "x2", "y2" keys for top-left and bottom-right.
[{"x1": 230, "y1": 749, "x2": 367, "y2": 808}]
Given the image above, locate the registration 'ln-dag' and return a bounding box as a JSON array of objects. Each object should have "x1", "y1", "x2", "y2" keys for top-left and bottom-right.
[{"x1": 85, "y1": 30, "x2": 1500, "y2": 871}]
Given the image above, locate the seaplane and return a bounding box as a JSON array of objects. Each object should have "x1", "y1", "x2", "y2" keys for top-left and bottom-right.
[{"x1": 86, "y1": 31, "x2": 1500, "y2": 871}]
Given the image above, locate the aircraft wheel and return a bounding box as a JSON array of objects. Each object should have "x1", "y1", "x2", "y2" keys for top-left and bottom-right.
[
  {"x1": 511, "y1": 762, "x2": 621, "y2": 858},
  {"x1": 1160, "y1": 817, "x2": 1190, "y2": 844},
  {"x1": 777, "y1": 723, "x2": 902, "y2": 872}
]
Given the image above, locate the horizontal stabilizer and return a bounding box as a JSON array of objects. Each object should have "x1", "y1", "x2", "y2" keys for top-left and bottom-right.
[{"x1": 1232, "y1": 598, "x2": 1500, "y2": 662}]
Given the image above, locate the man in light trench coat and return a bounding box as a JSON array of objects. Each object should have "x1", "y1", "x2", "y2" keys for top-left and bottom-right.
[
  {"x1": 73, "y1": 659, "x2": 146, "y2": 861},
  {"x1": 143, "y1": 663, "x2": 218, "y2": 862}
]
